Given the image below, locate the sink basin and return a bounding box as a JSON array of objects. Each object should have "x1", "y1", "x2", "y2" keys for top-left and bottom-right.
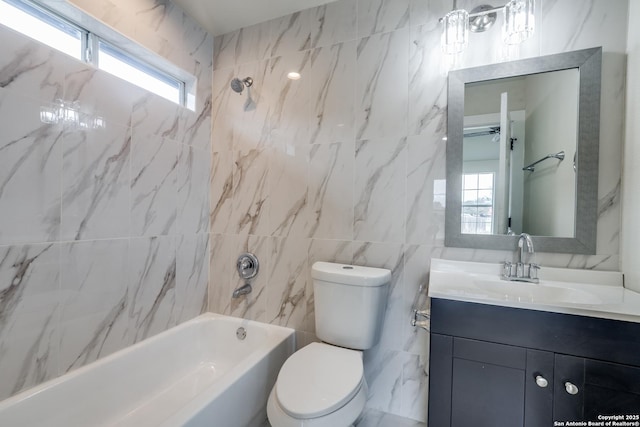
[
  {"x1": 427, "y1": 259, "x2": 638, "y2": 320},
  {"x1": 474, "y1": 279, "x2": 603, "y2": 305}
]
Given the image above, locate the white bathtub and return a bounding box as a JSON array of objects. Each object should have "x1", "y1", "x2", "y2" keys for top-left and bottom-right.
[{"x1": 0, "y1": 313, "x2": 295, "y2": 427}]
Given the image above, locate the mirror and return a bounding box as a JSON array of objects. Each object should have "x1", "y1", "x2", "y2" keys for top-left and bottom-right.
[{"x1": 445, "y1": 47, "x2": 602, "y2": 254}]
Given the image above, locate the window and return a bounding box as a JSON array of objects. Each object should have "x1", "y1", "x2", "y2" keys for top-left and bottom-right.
[
  {"x1": 97, "y1": 41, "x2": 182, "y2": 104},
  {"x1": 461, "y1": 173, "x2": 494, "y2": 234},
  {"x1": 0, "y1": 0, "x2": 185, "y2": 106}
]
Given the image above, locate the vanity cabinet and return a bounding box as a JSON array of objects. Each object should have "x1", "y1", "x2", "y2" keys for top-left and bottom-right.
[{"x1": 429, "y1": 299, "x2": 640, "y2": 426}]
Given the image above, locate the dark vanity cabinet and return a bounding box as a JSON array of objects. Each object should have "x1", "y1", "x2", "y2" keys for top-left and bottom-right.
[{"x1": 429, "y1": 299, "x2": 640, "y2": 426}]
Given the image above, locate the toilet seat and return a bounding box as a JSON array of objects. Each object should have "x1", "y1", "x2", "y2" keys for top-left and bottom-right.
[{"x1": 275, "y1": 342, "x2": 364, "y2": 419}]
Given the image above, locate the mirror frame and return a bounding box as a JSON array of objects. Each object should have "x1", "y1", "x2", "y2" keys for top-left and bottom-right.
[{"x1": 445, "y1": 47, "x2": 602, "y2": 254}]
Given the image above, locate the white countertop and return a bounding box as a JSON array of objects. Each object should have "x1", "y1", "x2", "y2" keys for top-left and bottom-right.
[{"x1": 428, "y1": 258, "x2": 640, "y2": 323}]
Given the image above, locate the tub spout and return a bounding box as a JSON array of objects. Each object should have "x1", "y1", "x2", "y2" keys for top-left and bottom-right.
[{"x1": 232, "y1": 283, "x2": 252, "y2": 298}]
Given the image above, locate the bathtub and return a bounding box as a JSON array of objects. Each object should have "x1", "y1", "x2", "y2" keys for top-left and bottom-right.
[{"x1": 0, "y1": 313, "x2": 295, "y2": 427}]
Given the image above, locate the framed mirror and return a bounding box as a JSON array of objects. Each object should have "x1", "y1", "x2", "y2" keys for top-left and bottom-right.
[{"x1": 445, "y1": 47, "x2": 602, "y2": 254}]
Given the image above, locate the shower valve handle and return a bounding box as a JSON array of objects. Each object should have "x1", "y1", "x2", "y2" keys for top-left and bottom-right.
[{"x1": 237, "y1": 253, "x2": 259, "y2": 280}]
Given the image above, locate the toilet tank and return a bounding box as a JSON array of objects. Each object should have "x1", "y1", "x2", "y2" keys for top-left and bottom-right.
[{"x1": 311, "y1": 262, "x2": 391, "y2": 350}]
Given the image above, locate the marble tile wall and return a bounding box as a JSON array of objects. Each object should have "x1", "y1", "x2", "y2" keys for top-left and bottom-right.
[
  {"x1": 0, "y1": 0, "x2": 211, "y2": 401},
  {"x1": 209, "y1": 0, "x2": 628, "y2": 422}
]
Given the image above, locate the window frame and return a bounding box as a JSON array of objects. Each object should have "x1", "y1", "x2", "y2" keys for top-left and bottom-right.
[
  {"x1": 1, "y1": 0, "x2": 187, "y2": 107},
  {"x1": 461, "y1": 172, "x2": 496, "y2": 235}
]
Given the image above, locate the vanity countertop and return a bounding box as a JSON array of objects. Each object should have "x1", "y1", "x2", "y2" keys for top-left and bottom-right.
[{"x1": 428, "y1": 258, "x2": 640, "y2": 323}]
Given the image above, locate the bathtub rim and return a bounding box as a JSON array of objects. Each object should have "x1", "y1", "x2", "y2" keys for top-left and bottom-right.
[{"x1": 0, "y1": 312, "x2": 296, "y2": 416}]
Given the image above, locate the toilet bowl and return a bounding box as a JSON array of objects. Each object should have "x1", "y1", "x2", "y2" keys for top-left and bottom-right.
[
  {"x1": 267, "y1": 262, "x2": 391, "y2": 427},
  {"x1": 266, "y1": 343, "x2": 367, "y2": 427}
]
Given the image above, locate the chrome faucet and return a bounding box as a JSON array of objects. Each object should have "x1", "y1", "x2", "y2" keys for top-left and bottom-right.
[
  {"x1": 232, "y1": 283, "x2": 252, "y2": 298},
  {"x1": 233, "y1": 253, "x2": 259, "y2": 298},
  {"x1": 501, "y1": 233, "x2": 540, "y2": 283},
  {"x1": 518, "y1": 233, "x2": 534, "y2": 265}
]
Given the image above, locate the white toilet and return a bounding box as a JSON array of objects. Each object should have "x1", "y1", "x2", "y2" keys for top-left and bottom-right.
[{"x1": 267, "y1": 261, "x2": 391, "y2": 427}]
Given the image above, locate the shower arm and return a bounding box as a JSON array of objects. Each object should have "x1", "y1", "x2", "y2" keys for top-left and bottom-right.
[{"x1": 523, "y1": 150, "x2": 565, "y2": 172}]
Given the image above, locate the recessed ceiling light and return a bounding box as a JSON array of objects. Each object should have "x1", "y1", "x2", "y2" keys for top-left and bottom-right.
[{"x1": 287, "y1": 72, "x2": 301, "y2": 80}]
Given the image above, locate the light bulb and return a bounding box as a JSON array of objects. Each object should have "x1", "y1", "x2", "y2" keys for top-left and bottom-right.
[
  {"x1": 503, "y1": 0, "x2": 535, "y2": 45},
  {"x1": 441, "y1": 9, "x2": 469, "y2": 54}
]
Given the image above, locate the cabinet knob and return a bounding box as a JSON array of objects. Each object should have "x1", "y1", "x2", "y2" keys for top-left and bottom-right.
[
  {"x1": 565, "y1": 382, "x2": 579, "y2": 395},
  {"x1": 535, "y1": 375, "x2": 548, "y2": 388}
]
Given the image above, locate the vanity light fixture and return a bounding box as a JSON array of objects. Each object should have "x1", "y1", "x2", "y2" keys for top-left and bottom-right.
[{"x1": 440, "y1": 0, "x2": 535, "y2": 54}]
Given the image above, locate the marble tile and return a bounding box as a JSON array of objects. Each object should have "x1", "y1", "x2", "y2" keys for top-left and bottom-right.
[
  {"x1": 0, "y1": 26, "x2": 69, "y2": 103},
  {"x1": 233, "y1": 60, "x2": 272, "y2": 151},
  {"x1": 353, "y1": 241, "x2": 405, "y2": 352},
  {"x1": 231, "y1": 148, "x2": 270, "y2": 236},
  {"x1": 0, "y1": 91, "x2": 62, "y2": 245},
  {"x1": 409, "y1": 0, "x2": 451, "y2": 29},
  {"x1": 402, "y1": 244, "x2": 431, "y2": 356},
  {"x1": 59, "y1": 239, "x2": 130, "y2": 373},
  {"x1": 186, "y1": 22, "x2": 214, "y2": 69},
  {"x1": 308, "y1": 142, "x2": 354, "y2": 240},
  {"x1": 363, "y1": 348, "x2": 403, "y2": 415},
  {"x1": 354, "y1": 138, "x2": 407, "y2": 243},
  {"x1": 0, "y1": 0, "x2": 215, "y2": 404},
  {"x1": 270, "y1": 143, "x2": 309, "y2": 237},
  {"x1": 409, "y1": 23, "x2": 447, "y2": 137},
  {"x1": 308, "y1": 41, "x2": 356, "y2": 145},
  {"x1": 208, "y1": 233, "x2": 236, "y2": 316},
  {"x1": 175, "y1": 234, "x2": 209, "y2": 324},
  {"x1": 595, "y1": 54, "x2": 626, "y2": 256},
  {"x1": 131, "y1": 93, "x2": 183, "y2": 143},
  {"x1": 265, "y1": 51, "x2": 313, "y2": 146},
  {"x1": 210, "y1": 233, "x2": 270, "y2": 320},
  {"x1": 309, "y1": 0, "x2": 357, "y2": 48},
  {"x1": 356, "y1": 28, "x2": 409, "y2": 141},
  {"x1": 236, "y1": 22, "x2": 272, "y2": 65},
  {"x1": 356, "y1": 408, "x2": 426, "y2": 427},
  {"x1": 209, "y1": 150, "x2": 234, "y2": 234},
  {"x1": 228, "y1": 235, "x2": 270, "y2": 322},
  {"x1": 130, "y1": 136, "x2": 178, "y2": 237},
  {"x1": 214, "y1": 31, "x2": 240, "y2": 70},
  {"x1": 532, "y1": 252, "x2": 620, "y2": 271},
  {"x1": 67, "y1": 0, "x2": 136, "y2": 46},
  {"x1": 0, "y1": 243, "x2": 59, "y2": 400},
  {"x1": 266, "y1": 237, "x2": 311, "y2": 332},
  {"x1": 268, "y1": 11, "x2": 314, "y2": 58},
  {"x1": 211, "y1": 66, "x2": 249, "y2": 152},
  {"x1": 401, "y1": 353, "x2": 428, "y2": 422},
  {"x1": 61, "y1": 124, "x2": 131, "y2": 241},
  {"x1": 177, "y1": 144, "x2": 210, "y2": 235},
  {"x1": 64, "y1": 67, "x2": 144, "y2": 128},
  {"x1": 406, "y1": 135, "x2": 446, "y2": 245},
  {"x1": 180, "y1": 95, "x2": 212, "y2": 150},
  {"x1": 357, "y1": 0, "x2": 410, "y2": 38},
  {"x1": 213, "y1": 22, "x2": 270, "y2": 70},
  {"x1": 540, "y1": 0, "x2": 629, "y2": 55},
  {"x1": 125, "y1": 236, "x2": 177, "y2": 344},
  {"x1": 129, "y1": 1, "x2": 191, "y2": 63},
  {"x1": 308, "y1": 239, "x2": 353, "y2": 266}
]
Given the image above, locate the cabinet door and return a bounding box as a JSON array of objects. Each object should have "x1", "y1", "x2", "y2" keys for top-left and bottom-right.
[
  {"x1": 429, "y1": 334, "x2": 453, "y2": 427},
  {"x1": 525, "y1": 349, "x2": 555, "y2": 427},
  {"x1": 555, "y1": 355, "x2": 640, "y2": 421},
  {"x1": 429, "y1": 335, "x2": 555, "y2": 427},
  {"x1": 450, "y1": 338, "x2": 527, "y2": 427}
]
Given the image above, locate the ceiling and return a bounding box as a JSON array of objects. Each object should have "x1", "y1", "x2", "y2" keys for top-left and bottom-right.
[{"x1": 172, "y1": 0, "x2": 339, "y2": 36}]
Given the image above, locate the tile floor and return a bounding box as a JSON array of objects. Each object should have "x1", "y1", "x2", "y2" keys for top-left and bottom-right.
[{"x1": 261, "y1": 408, "x2": 427, "y2": 427}]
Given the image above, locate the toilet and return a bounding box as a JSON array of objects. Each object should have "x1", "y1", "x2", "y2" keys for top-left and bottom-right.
[{"x1": 267, "y1": 261, "x2": 391, "y2": 427}]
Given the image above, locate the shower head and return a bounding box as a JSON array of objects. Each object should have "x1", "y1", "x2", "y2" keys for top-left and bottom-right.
[{"x1": 230, "y1": 77, "x2": 253, "y2": 94}]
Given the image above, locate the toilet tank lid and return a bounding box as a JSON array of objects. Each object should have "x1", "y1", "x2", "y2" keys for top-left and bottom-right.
[{"x1": 311, "y1": 262, "x2": 391, "y2": 287}]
